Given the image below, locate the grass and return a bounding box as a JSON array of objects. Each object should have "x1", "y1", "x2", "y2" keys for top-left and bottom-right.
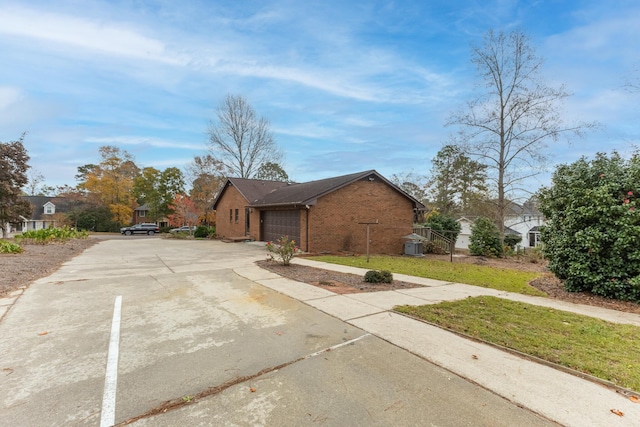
[
  {"x1": 396, "y1": 296, "x2": 640, "y2": 392},
  {"x1": 310, "y1": 255, "x2": 545, "y2": 296}
]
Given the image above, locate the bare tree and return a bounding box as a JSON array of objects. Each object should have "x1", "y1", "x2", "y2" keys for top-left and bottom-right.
[
  {"x1": 25, "y1": 169, "x2": 46, "y2": 195},
  {"x1": 207, "y1": 94, "x2": 283, "y2": 179},
  {"x1": 447, "y1": 29, "x2": 594, "y2": 237}
]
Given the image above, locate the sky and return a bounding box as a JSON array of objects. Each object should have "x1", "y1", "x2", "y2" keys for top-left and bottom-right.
[{"x1": 1, "y1": 0, "x2": 639, "y2": 193}]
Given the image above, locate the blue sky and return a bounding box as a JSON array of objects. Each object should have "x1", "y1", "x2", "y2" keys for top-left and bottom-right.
[{"x1": 1, "y1": 0, "x2": 638, "y2": 192}]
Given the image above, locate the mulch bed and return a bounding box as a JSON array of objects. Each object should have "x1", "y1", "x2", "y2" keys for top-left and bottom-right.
[{"x1": 256, "y1": 260, "x2": 423, "y2": 294}]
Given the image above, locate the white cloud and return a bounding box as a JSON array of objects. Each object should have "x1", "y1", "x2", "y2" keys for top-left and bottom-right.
[
  {"x1": 0, "y1": 5, "x2": 186, "y2": 65},
  {"x1": 0, "y1": 86, "x2": 22, "y2": 109},
  {"x1": 85, "y1": 136, "x2": 204, "y2": 151}
]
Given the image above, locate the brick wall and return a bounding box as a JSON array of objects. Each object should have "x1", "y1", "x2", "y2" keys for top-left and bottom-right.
[
  {"x1": 215, "y1": 185, "x2": 249, "y2": 238},
  {"x1": 307, "y1": 178, "x2": 414, "y2": 254}
]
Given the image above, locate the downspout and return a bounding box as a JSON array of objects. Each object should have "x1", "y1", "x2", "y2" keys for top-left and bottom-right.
[{"x1": 305, "y1": 205, "x2": 310, "y2": 252}]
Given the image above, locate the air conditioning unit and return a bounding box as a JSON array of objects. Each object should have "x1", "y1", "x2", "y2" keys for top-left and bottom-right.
[{"x1": 404, "y1": 241, "x2": 424, "y2": 256}]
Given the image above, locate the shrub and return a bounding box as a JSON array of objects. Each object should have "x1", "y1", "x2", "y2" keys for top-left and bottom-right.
[
  {"x1": 16, "y1": 226, "x2": 88, "y2": 244},
  {"x1": 503, "y1": 234, "x2": 522, "y2": 250},
  {"x1": 364, "y1": 270, "x2": 393, "y2": 283},
  {"x1": 423, "y1": 240, "x2": 448, "y2": 255},
  {"x1": 0, "y1": 240, "x2": 22, "y2": 254},
  {"x1": 423, "y1": 212, "x2": 462, "y2": 242},
  {"x1": 469, "y1": 217, "x2": 503, "y2": 257},
  {"x1": 194, "y1": 225, "x2": 209, "y2": 238},
  {"x1": 538, "y1": 151, "x2": 640, "y2": 302},
  {"x1": 266, "y1": 235, "x2": 298, "y2": 266}
]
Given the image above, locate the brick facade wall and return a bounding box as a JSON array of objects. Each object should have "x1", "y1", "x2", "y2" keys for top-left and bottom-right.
[
  {"x1": 215, "y1": 185, "x2": 252, "y2": 239},
  {"x1": 307, "y1": 178, "x2": 414, "y2": 254},
  {"x1": 216, "y1": 177, "x2": 415, "y2": 254}
]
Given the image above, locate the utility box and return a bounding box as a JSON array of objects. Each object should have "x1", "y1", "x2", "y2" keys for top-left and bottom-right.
[{"x1": 404, "y1": 241, "x2": 424, "y2": 256}]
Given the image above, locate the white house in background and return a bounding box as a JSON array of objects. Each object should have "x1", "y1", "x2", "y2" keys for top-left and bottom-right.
[
  {"x1": 503, "y1": 199, "x2": 545, "y2": 248},
  {"x1": 455, "y1": 216, "x2": 474, "y2": 249},
  {"x1": 5, "y1": 196, "x2": 68, "y2": 235},
  {"x1": 455, "y1": 199, "x2": 545, "y2": 250}
]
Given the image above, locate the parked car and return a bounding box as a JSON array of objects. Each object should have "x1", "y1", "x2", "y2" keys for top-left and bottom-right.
[
  {"x1": 120, "y1": 223, "x2": 160, "y2": 235},
  {"x1": 169, "y1": 226, "x2": 197, "y2": 233}
]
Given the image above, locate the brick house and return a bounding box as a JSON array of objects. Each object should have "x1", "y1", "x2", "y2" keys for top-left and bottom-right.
[{"x1": 212, "y1": 170, "x2": 425, "y2": 254}]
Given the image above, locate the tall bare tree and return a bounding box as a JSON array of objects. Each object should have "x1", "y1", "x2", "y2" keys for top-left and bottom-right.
[
  {"x1": 207, "y1": 94, "x2": 283, "y2": 179},
  {"x1": 24, "y1": 169, "x2": 46, "y2": 196},
  {"x1": 447, "y1": 29, "x2": 594, "y2": 237}
]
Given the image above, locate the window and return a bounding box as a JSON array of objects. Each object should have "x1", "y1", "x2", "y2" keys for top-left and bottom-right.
[
  {"x1": 235, "y1": 209, "x2": 239, "y2": 223},
  {"x1": 43, "y1": 203, "x2": 55, "y2": 215},
  {"x1": 230, "y1": 209, "x2": 233, "y2": 223},
  {"x1": 139, "y1": 211, "x2": 146, "y2": 217}
]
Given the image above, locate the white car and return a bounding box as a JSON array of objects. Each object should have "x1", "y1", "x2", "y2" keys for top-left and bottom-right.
[{"x1": 169, "y1": 226, "x2": 197, "y2": 233}]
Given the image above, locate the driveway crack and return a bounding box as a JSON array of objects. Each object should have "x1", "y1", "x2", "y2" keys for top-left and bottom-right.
[{"x1": 115, "y1": 334, "x2": 371, "y2": 425}]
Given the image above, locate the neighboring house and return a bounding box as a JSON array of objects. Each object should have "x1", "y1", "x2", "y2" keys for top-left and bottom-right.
[
  {"x1": 132, "y1": 204, "x2": 169, "y2": 228},
  {"x1": 212, "y1": 170, "x2": 425, "y2": 254},
  {"x1": 7, "y1": 196, "x2": 71, "y2": 234},
  {"x1": 455, "y1": 216, "x2": 474, "y2": 250},
  {"x1": 455, "y1": 199, "x2": 545, "y2": 250},
  {"x1": 133, "y1": 204, "x2": 150, "y2": 224},
  {"x1": 503, "y1": 199, "x2": 545, "y2": 248}
]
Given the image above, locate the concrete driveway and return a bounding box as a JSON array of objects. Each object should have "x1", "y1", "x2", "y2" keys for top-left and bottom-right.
[{"x1": 0, "y1": 238, "x2": 557, "y2": 426}]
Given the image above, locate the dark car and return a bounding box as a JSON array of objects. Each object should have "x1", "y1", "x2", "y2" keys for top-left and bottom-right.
[{"x1": 120, "y1": 223, "x2": 160, "y2": 235}]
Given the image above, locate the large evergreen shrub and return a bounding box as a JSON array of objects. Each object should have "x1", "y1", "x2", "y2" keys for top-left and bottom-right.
[
  {"x1": 469, "y1": 217, "x2": 503, "y2": 257},
  {"x1": 538, "y1": 152, "x2": 640, "y2": 302}
]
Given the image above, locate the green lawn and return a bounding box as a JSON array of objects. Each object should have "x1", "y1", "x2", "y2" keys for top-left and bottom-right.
[
  {"x1": 309, "y1": 255, "x2": 545, "y2": 296},
  {"x1": 396, "y1": 296, "x2": 640, "y2": 392}
]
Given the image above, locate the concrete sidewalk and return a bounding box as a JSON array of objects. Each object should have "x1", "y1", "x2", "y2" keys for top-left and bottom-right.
[{"x1": 236, "y1": 258, "x2": 640, "y2": 427}]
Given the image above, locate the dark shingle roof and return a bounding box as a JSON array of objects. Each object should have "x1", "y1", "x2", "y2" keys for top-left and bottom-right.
[
  {"x1": 22, "y1": 196, "x2": 74, "y2": 220},
  {"x1": 213, "y1": 170, "x2": 425, "y2": 210}
]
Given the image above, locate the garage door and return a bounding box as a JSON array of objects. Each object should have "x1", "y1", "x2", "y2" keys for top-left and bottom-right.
[{"x1": 261, "y1": 210, "x2": 300, "y2": 244}]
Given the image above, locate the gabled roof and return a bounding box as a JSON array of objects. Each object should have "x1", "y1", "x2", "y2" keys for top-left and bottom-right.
[
  {"x1": 22, "y1": 196, "x2": 74, "y2": 220},
  {"x1": 213, "y1": 170, "x2": 425, "y2": 210},
  {"x1": 212, "y1": 178, "x2": 291, "y2": 209}
]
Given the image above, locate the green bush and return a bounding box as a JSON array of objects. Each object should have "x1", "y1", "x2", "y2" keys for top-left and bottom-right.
[
  {"x1": 423, "y1": 213, "x2": 462, "y2": 242},
  {"x1": 193, "y1": 225, "x2": 215, "y2": 238},
  {"x1": 364, "y1": 270, "x2": 393, "y2": 283},
  {"x1": 503, "y1": 234, "x2": 522, "y2": 249},
  {"x1": 0, "y1": 240, "x2": 22, "y2": 254},
  {"x1": 16, "y1": 227, "x2": 88, "y2": 244},
  {"x1": 538, "y1": 151, "x2": 640, "y2": 302},
  {"x1": 469, "y1": 217, "x2": 503, "y2": 257}
]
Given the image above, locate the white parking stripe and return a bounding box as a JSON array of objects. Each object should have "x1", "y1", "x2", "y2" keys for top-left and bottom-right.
[
  {"x1": 100, "y1": 296, "x2": 122, "y2": 427},
  {"x1": 304, "y1": 333, "x2": 371, "y2": 359}
]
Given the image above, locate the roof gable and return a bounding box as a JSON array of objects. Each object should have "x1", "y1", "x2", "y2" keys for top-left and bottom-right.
[
  {"x1": 213, "y1": 170, "x2": 425, "y2": 210},
  {"x1": 212, "y1": 178, "x2": 290, "y2": 209}
]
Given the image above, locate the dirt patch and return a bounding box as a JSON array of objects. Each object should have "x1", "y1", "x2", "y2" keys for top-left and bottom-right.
[{"x1": 0, "y1": 238, "x2": 97, "y2": 297}]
